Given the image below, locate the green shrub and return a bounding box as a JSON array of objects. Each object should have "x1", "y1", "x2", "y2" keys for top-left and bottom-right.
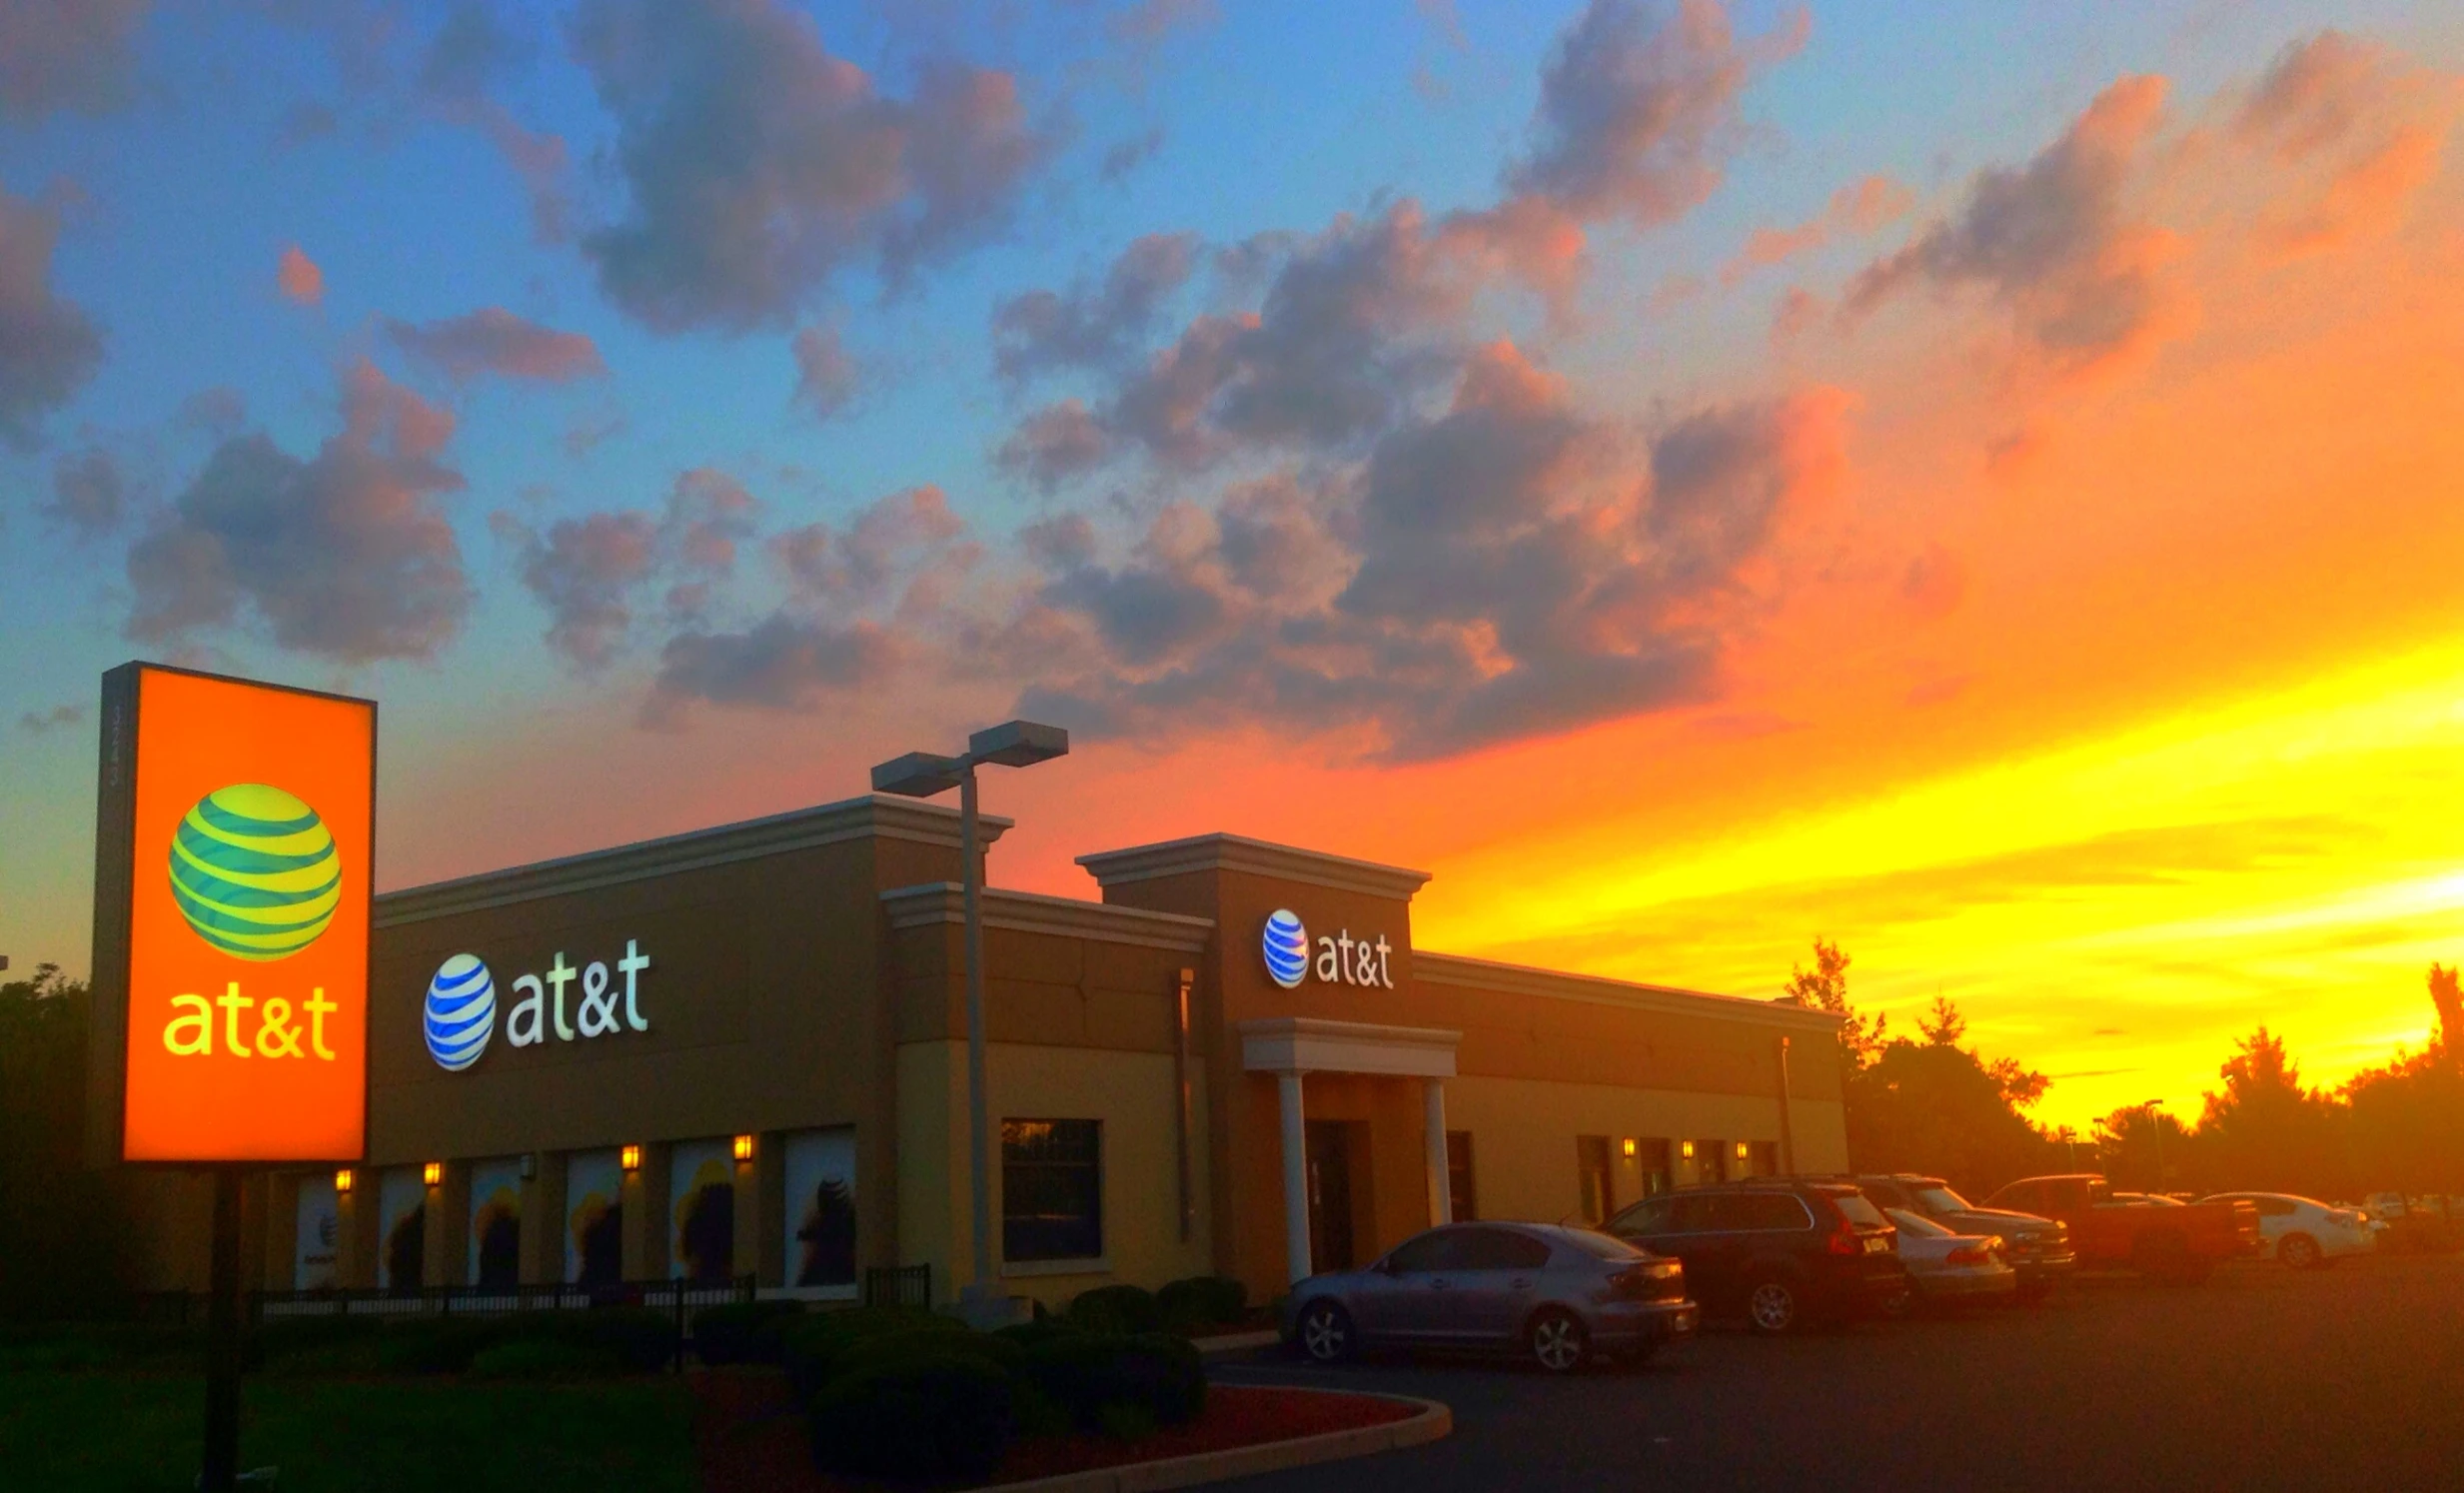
[
  {"x1": 1097, "y1": 1400, "x2": 1158, "y2": 1441},
  {"x1": 691, "y1": 1300, "x2": 804, "y2": 1365},
  {"x1": 1156, "y1": 1276, "x2": 1248, "y2": 1333},
  {"x1": 1065, "y1": 1284, "x2": 1161, "y2": 1336},
  {"x1": 374, "y1": 1317, "x2": 507, "y2": 1374},
  {"x1": 255, "y1": 1313, "x2": 383, "y2": 1359},
  {"x1": 807, "y1": 1353, "x2": 1015, "y2": 1483},
  {"x1": 831, "y1": 1324, "x2": 1020, "y2": 1381},
  {"x1": 466, "y1": 1336, "x2": 623, "y2": 1379},
  {"x1": 550, "y1": 1307, "x2": 673, "y2": 1374},
  {"x1": 780, "y1": 1306, "x2": 962, "y2": 1398},
  {"x1": 1015, "y1": 1328, "x2": 1204, "y2": 1435},
  {"x1": 1116, "y1": 1332, "x2": 1205, "y2": 1426},
  {"x1": 992, "y1": 1318, "x2": 1089, "y2": 1353}
]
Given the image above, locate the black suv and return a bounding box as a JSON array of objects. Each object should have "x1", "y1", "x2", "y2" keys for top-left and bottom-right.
[
  {"x1": 1845, "y1": 1173, "x2": 2076, "y2": 1299},
  {"x1": 1604, "y1": 1180, "x2": 1906, "y2": 1334}
]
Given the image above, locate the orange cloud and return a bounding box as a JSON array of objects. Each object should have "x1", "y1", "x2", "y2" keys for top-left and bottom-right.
[
  {"x1": 1723, "y1": 173, "x2": 1914, "y2": 285},
  {"x1": 276, "y1": 244, "x2": 324, "y2": 305}
]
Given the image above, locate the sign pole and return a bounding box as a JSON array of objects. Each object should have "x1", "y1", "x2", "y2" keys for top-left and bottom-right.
[{"x1": 202, "y1": 1165, "x2": 244, "y2": 1493}]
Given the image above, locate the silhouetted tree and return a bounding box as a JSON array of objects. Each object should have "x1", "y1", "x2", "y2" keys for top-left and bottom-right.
[
  {"x1": 2195, "y1": 1026, "x2": 2348, "y2": 1196},
  {"x1": 1784, "y1": 938, "x2": 1886, "y2": 1066},
  {"x1": 0, "y1": 964, "x2": 132, "y2": 1319},
  {"x1": 1782, "y1": 944, "x2": 2056, "y2": 1194}
]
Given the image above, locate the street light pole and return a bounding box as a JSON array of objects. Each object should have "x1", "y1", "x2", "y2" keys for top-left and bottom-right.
[
  {"x1": 959, "y1": 759, "x2": 993, "y2": 1298},
  {"x1": 874, "y1": 721, "x2": 1068, "y2": 1324},
  {"x1": 2144, "y1": 1099, "x2": 2167, "y2": 1191}
]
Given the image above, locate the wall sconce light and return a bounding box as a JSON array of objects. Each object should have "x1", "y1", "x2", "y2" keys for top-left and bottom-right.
[
  {"x1": 732, "y1": 1133, "x2": 755, "y2": 1162},
  {"x1": 1736, "y1": 1141, "x2": 1751, "y2": 1161},
  {"x1": 1622, "y1": 1137, "x2": 1638, "y2": 1159},
  {"x1": 422, "y1": 1161, "x2": 443, "y2": 1188},
  {"x1": 1681, "y1": 1140, "x2": 1696, "y2": 1160},
  {"x1": 619, "y1": 1143, "x2": 641, "y2": 1172},
  {"x1": 334, "y1": 1168, "x2": 353, "y2": 1194}
]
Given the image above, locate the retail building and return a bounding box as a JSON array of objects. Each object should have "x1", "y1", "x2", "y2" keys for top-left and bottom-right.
[{"x1": 132, "y1": 793, "x2": 1847, "y2": 1305}]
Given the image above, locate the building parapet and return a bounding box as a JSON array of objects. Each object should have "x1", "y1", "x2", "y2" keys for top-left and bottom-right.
[
  {"x1": 1077, "y1": 831, "x2": 1432, "y2": 901},
  {"x1": 1415, "y1": 951, "x2": 1844, "y2": 1033},
  {"x1": 881, "y1": 881, "x2": 1216, "y2": 954},
  {"x1": 376, "y1": 794, "x2": 1009, "y2": 927}
]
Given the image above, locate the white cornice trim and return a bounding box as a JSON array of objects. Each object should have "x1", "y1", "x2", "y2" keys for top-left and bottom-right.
[
  {"x1": 1076, "y1": 831, "x2": 1432, "y2": 900},
  {"x1": 1415, "y1": 951, "x2": 1843, "y2": 1032},
  {"x1": 881, "y1": 881, "x2": 1216, "y2": 954},
  {"x1": 1237, "y1": 1016, "x2": 1461, "y2": 1077},
  {"x1": 376, "y1": 794, "x2": 1012, "y2": 927}
]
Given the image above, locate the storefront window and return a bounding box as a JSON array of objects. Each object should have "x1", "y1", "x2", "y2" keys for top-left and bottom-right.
[
  {"x1": 1002, "y1": 1119, "x2": 1102, "y2": 1262},
  {"x1": 1636, "y1": 1138, "x2": 1673, "y2": 1197},
  {"x1": 1446, "y1": 1131, "x2": 1477, "y2": 1222},
  {"x1": 784, "y1": 1127, "x2": 857, "y2": 1292}
]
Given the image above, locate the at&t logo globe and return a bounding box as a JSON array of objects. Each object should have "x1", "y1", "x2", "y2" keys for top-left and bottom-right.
[
  {"x1": 424, "y1": 954, "x2": 497, "y2": 1071},
  {"x1": 1262, "y1": 909, "x2": 1309, "y2": 989}
]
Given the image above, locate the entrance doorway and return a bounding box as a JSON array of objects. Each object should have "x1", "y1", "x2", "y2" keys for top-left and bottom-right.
[{"x1": 1305, "y1": 1120, "x2": 1355, "y2": 1273}]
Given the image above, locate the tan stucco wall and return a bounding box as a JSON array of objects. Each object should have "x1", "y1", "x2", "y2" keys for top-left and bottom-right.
[
  {"x1": 1444, "y1": 1074, "x2": 1848, "y2": 1223},
  {"x1": 896, "y1": 1038, "x2": 1214, "y2": 1308}
]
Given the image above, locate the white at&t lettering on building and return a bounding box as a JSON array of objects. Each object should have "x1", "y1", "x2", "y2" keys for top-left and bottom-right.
[
  {"x1": 1262, "y1": 908, "x2": 1394, "y2": 989},
  {"x1": 423, "y1": 938, "x2": 652, "y2": 1072}
]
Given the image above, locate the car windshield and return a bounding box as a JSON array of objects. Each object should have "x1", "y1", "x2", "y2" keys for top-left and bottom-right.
[
  {"x1": 1889, "y1": 1208, "x2": 1952, "y2": 1237},
  {"x1": 1913, "y1": 1185, "x2": 1971, "y2": 1212},
  {"x1": 1830, "y1": 1192, "x2": 1890, "y2": 1228},
  {"x1": 1556, "y1": 1228, "x2": 1647, "y2": 1260}
]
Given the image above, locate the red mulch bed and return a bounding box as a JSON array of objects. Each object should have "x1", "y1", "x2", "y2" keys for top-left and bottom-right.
[{"x1": 690, "y1": 1369, "x2": 1415, "y2": 1492}]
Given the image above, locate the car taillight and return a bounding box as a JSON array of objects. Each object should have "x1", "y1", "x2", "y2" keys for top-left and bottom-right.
[
  {"x1": 1946, "y1": 1238, "x2": 2001, "y2": 1266},
  {"x1": 1611, "y1": 1263, "x2": 1685, "y2": 1300},
  {"x1": 1828, "y1": 1221, "x2": 1862, "y2": 1256}
]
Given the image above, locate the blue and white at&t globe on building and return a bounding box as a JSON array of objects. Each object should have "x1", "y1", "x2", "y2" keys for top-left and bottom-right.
[
  {"x1": 425, "y1": 954, "x2": 497, "y2": 1071},
  {"x1": 1263, "y1": 909, "x2": 1309, "y2": 989}
]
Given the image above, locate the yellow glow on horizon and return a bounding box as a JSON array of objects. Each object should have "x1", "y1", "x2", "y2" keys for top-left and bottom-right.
[{"x1": 1420, "y1": 635, "x2": 2464, "y2": 1129}]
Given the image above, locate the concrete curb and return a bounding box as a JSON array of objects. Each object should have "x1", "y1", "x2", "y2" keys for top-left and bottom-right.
[
  {"x1": 1189, "y1": 1329, "x2": 1283, "y2": 1358},
  {"x1": 974, "y1": 1390, "x2": 1452, "y2": 1493}
]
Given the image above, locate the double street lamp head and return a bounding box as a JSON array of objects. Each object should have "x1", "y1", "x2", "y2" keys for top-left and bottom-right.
[{"x1": 872, "y1": 720, "x2": 1069, "y2": 798}]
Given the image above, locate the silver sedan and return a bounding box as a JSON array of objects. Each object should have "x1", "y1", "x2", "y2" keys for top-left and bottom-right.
[
  {"x1": 1283, "y1": 1222, "x2": 1698, "y2": 1373},
  {"x1": 1887, "y1": 1207, "x2": 2017, "y2": 1307}
]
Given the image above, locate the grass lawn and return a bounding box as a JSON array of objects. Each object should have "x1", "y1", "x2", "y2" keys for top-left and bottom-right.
[{"x1": 0, "y1": 1370, "x2": 698, "y2": 1493}]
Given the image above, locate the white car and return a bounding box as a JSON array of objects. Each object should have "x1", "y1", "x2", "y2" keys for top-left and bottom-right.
[
  {"x1": 2197, "y1": 1192, "x2": 2375, "y2": 1269},
  {"x1": 1885, "y1": 1208, "x2": 2017, "y2": 1306}
]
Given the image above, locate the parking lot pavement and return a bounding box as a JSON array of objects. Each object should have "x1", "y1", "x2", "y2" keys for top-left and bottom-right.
[{"x1": 1212, "y1": 1252, "x2": 2464, "y2": 1492}]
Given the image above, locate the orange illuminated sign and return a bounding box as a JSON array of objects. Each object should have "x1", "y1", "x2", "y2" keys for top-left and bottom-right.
[{"x1": 90, "y1": 663, "x2": 374, "y2": 1165}]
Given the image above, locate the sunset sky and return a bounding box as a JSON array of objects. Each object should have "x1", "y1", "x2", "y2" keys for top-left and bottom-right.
[{"x1": 4, "y1": 0, "x2": 2461, "y2": 1130}]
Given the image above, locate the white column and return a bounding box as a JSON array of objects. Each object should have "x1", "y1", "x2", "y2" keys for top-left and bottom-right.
[
  {"x1": 1278, "y1": 1071, "x2": 1312, "y2": 1284},
  {"x1": 1423, "y1": 1078, "x2": 1452, "y2": 1225}
]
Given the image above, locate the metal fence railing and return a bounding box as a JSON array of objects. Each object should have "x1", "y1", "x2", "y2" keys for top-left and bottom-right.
[
  {"x1": 103, "y1": 1269, "x2": 931, "y2": 1368},
  {"x1": 861, "y1": 1263, "x2": 931, "y2": 1310}
]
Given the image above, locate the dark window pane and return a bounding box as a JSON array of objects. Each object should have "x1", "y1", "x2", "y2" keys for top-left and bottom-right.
[
  {"x1": 1387, "y1": 1228, "x2": 1468, "y2": 1274},
  {"x1": 1737, "y1": 1193, "x2": 1813, "y2": 1230},
  {"x1": 1670, "y1": 1194, "x2": 1725, "y2": 1232},
  {"x1": 1002, "y1": 1119, "x2": 1102, "y2": 1262}
]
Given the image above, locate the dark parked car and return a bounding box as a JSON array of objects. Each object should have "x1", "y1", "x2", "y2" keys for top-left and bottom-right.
[
  {"x1": 1847, "y1": 1173, "x2": 2076, "y2": 1299},
  {"x1": 1605, "y1": 1180, "x2": 1906, "y2": 1334},
  {"x1": 1284, "y1": 1221, "x2": 1698, "y2": 1372}
]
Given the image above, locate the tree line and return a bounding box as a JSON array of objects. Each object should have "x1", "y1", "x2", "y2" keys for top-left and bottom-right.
[{"x1": 1783, "y1": 941, "x2": 2464, "y2": 1202}]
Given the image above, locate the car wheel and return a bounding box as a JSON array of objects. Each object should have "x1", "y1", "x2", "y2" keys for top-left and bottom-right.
[
  {"x1": 2279, "y1": 1232, "x2": 2322, "y2": 1271},
  {"x1": 1528, "y1": 1308, "x2": 1589, "y2": 1373},
  {"x1": 1297, "y1": 1300, "x2": 1355, "y2": 1364},
  {"x1": 1747, "y1": 1276, "x2": 1804, "y2": 1335}
]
